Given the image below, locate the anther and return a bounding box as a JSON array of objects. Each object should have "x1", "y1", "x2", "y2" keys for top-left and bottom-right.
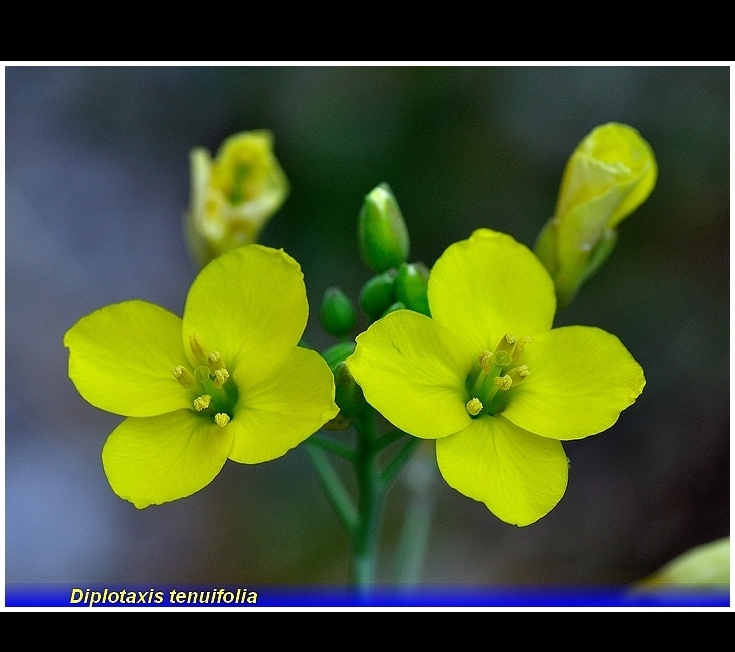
[
  {"x1": 466, "y1": 397, "x2": 484, "y2": 416},
  {"x1": 214, "y1": 413, "x2": 230, "y2": 428},
  {"x1": 208, "y1": 351, "x2": 224, "y2": 373},
  {"x1": 493, "y1": 375, "x2": 513, "y2": 391},
  {"x1": 477, "y1": 350, "x2": 493, "y2": 374},
  {"x1": 507, "y1": 365, "x2": 530, "y2": 385},
  {"x1": 172, "y1": 365, "x2": 195, "y2": 389},
  {"x1": 212, "y1": 369, "x2": 230, "y2": 388},
  {"x1": 193, "y1": 395, "x2": 212, "y2": 411}
]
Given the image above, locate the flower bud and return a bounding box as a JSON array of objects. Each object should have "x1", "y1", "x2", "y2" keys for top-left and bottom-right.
[
  {"x1": 185, "y1": 130, "x2": 289, "y2": 267},
  {"x1": 395, "y1": 262, "x2": 431, "y2": 317},
  {"x1": 320, "y1": 287, "x2": 357, "y2": 338},
  {"x1": 534, "y1": 122, "x2": 657, "y2": 307},
  {"x1": 321, "y1": 341, "x2": 356, "y2": 370},
  {"x1": 357, "y1": 183, "x2": 410, "y2": 273},
  {"x1": 359, "y1": 269, "x2": 398, "y2": 321}
]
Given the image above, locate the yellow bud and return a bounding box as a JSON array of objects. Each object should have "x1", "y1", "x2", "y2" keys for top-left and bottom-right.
[
  {"x1": 185, "y1": 130, "x2": 290, "y2": 267},
  {"x1": 535, "y1": 123, "x2": 657, "y2": 307}
]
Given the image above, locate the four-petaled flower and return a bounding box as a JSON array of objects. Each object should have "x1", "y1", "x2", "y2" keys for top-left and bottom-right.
[
  {"x1": 64, "y1": 245, "x2": 339, "y2": 508},
  {"x1": 348, "y1": 229, "x2": 645, "y2": 526}
]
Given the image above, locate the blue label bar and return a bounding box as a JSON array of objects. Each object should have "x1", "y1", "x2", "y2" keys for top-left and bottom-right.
[{"x1": 5, "y1": 584, "x2": 729, "y2": 608}]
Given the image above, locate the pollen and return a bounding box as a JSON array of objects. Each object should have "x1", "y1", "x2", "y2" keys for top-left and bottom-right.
[
  {"x1": 193, "y1": 395, "x2": 212, "y2": 411},
  {"x1": 214, "y1": 413, "x2": 231, "y2": 428},
  {"x1": 466, "y1": 397, "x2": 484, "y2": 416},
  {"x1": 493, "y1": 374, "x2": 513, "y2": 390},
  {"x1": 208, "y1": 350, "x2": 224, "y2": 373},
  {"x1": 478, "y1": 350, "x2": 493, "y2": 374},
  {"x1": 212, "y1": 368, "x2": 230, "y2": 388}
]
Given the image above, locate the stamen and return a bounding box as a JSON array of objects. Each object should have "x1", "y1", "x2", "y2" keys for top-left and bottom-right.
[
  {"x1": 492, "y1": 333, "x2": 516, "y2": 367},
  {"x1": 477, "y1": 350, "x2": 493, "y2": 374},
  {"x1": 193, "y1": 395, "x2": 212, "y2": 411},
  {"x1": 214, "y1": 413, "x2": 230, "y2": 428},
  {"x1": 172, "y1": 365, "x2": 195, "y2": 389},
  {"x1": 493, "y1": 375, "x2": 513, "y2": 390},
  {"x1": 512, "y1": 337, "x2": 531, "y2": 363},
  {"x1": 508, "y1": 364, "x2": 530, "y2": 385},
  {"x1": 212, "y1": 368, "x2": 230, "y2": 388},
  {"x1": 189, "y1": 332, "x2": 208, "y2": 363},
  {"x1": 466, "y1": 397, "x2": 483, "y2": 416},
  {"x1": 208, "y1": 351, "x2": 224, "y2": 373}
]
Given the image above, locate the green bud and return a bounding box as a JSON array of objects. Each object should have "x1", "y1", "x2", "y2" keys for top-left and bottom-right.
[
  {"x1": 357, "y1": 183, "x2": 410, "y2": 273},
  {"x1": 534, "y1": 122, "x2": 657, "y2": 307},
  {"x1": 320, "y1": 287, "x2": 357, "y2": 337},
  {"x1": 381, "y1": 301, "x2": 407, "y2": 317},
  {"x1": 321, "y1": 341, "x2": 356, "y2": 370},
  {"x1": 332, "y1": 361, "x2": 365, "y2": 419},
  {"x1": 359, "y1": 269, "x2": 398, "y2": 321},
  {"x1": 395, "y1": 262, "x2": 431, "y2": 317}
]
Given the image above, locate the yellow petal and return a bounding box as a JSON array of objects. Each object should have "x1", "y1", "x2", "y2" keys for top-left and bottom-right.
[
  {"x1": 428, "y1": 229, "x2": 556, "y2": 361},
  {"x1": 102, "y1": 410, "x2": 234, "y2": 509},
  {"x1": 64, "y1": 300, "x2": 191, "y2": 417},
  {"x1": 348, "y1": 310, "x2": 471, "y2": 439},
  {"x1": 501, "y1": 326, "x2": 645, "y2": 440},
  {"x1": 182, "y1": 245, "x2": 307, "y2": 369},
  {"x1": 436, "y1": 415, "x2": 568, "y2": 526},
  {"x1": 227, "y1": 347, "x2": 339, "y2": 464}
]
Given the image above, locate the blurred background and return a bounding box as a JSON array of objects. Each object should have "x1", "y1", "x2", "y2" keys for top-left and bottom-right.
[{"x1": 5, "y1": 65, "x2": 729, "y2": 590}]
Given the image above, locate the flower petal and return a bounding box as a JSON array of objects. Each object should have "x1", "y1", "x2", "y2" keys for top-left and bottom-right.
[
  {"x1": 436, "y1": 415, "x2": 568, "y2": 526},
  {"x1": 182, "y1": 245, "x2": 307, "y2": 369},
  {"x1": 64, "y1": 301, "x2": 191, "y2": 417},
  {"x1": 227, "y1": 347, "x2": 339, "y2": 463},
  {"x1": 348, "y1": 310, "x2": 471, "y2": 439},
  {"x1": 102, "y1": 410, "x2": 234, "y2": 509},
  {"x1": 501, "y1": 325, "x2": 645, "y2": 440},
  {"x1": 428, "y1": 229, "x2": 556, "y2": 360}
]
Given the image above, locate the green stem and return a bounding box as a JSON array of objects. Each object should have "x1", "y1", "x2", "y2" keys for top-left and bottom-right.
[
  {"x1": 308, "y1": 433, "x2": 356, "y2": 462},
  {"x1": 305, "y1": 442, "x2": 358, "y2": 537},
  {"x1": 380, "y1": 436, "x2": 421, "y2": 490},
  {"x1": 350, "y1": 409, "x2": 384, "y2": 594},
  {"x1": 393, "y1": 442, "x2": 438, "y2": 586}
]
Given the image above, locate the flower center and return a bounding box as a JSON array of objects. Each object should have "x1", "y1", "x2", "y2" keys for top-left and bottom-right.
[
  {"x1": 171, "y1": 332, "x2": 238, "y2": 427},
  {"x1": 465, "y1": 334, "x2": 531, "y2": 418}
]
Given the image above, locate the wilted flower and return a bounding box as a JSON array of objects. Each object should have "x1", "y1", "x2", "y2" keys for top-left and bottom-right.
[{"x1": 185, "y1": 130, "x2": 289, "y2": 267}]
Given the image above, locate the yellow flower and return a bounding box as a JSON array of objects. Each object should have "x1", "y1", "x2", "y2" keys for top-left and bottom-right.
[
  {"x1": 64, "y1": 245, "x2": 338, "y2": 508},
  {"x1": 348, "y1": 229, "x2": 645, "y2": 526},
  {"x1": 535, "y1": 122, "x2": 657, "y2": 307},
  {"x1": 185, "y1": 130, "x2": 290, "y2": 267}
]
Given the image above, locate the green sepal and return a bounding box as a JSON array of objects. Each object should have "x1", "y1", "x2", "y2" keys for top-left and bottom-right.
[
  {"x1": 395, "y1": 262, "x2": 431, "y2": 317},
  {"x1": 357, "y1": 183, "x2": 410, "y2": 273},
  {"x1": 320, "y1": 287, "x2": 357, "y2": 337},
  {"x1": 332, "y1": 361, "x2": 366, "y2": 418},
  {"x1": 359, "y1": 269, "x2": 398, "y2": 321},
  {"x1": 556, "y1": 227, "x2": 618, "y2": 309}
]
